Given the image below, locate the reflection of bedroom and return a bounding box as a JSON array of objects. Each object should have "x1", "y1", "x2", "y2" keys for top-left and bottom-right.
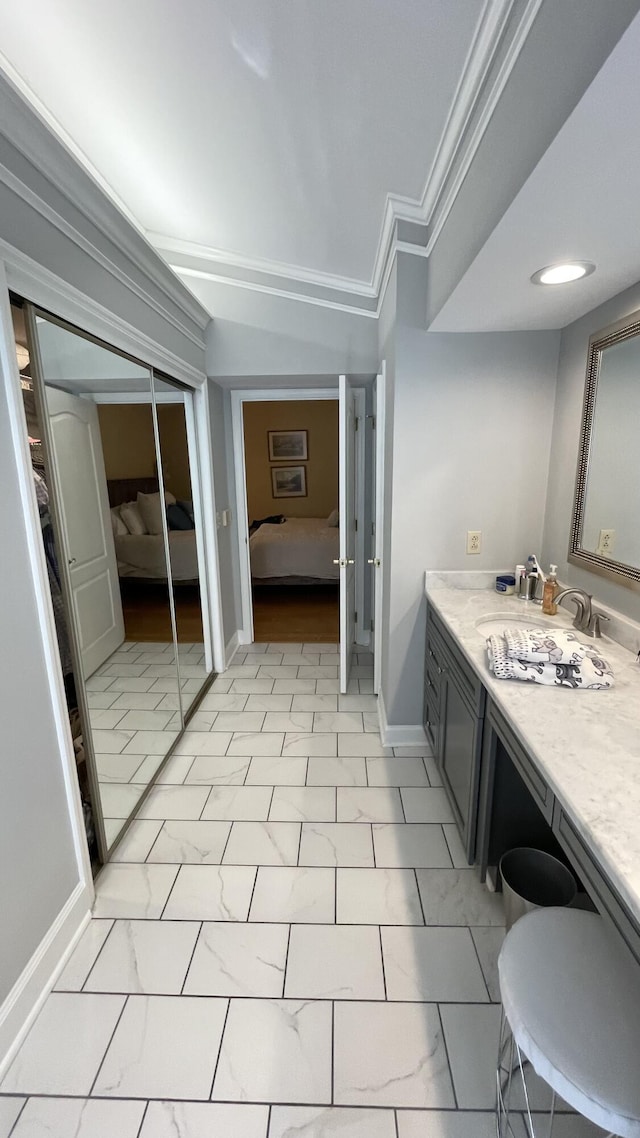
[
  {"x1": 242, "y1": 399, "x2": 339, "y2": 642},
  {"x1": 97, "y1": 402, "x2": 203, "y2": 644}
]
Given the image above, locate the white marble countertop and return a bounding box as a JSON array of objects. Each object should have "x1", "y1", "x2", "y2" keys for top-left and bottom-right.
[{"x1": 424, "y1": 573, "x2": 640, "y2": 926}]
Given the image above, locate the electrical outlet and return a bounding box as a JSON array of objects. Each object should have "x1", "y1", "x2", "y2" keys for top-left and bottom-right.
[
  {"x1": 597, "y1": 528, "x2": 615, "y2": 557},
  {"x1": 466, "y1": 530, "x2": 482, "y2": 555}
]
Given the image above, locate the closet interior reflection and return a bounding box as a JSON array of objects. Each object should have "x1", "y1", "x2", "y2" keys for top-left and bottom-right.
[{"x1": 12, "y1": 301, "x2": 213, "y2": 865}]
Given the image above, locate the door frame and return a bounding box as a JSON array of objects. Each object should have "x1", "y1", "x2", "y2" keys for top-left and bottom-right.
[{"x1": 230, "y1": 385, "x2": 367, "y2": 649}]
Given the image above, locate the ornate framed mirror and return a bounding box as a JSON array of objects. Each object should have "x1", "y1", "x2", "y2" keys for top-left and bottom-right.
[{"x1": 569, "y1": 307, "x2": 640, "y2": 591}]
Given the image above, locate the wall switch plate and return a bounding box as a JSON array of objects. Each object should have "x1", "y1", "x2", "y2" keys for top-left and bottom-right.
[
  {"x1": 597, "y1": 528, "x2": 615, "y2": 557},
  {"x1": 466, "y1": 530, "x2": 482, "y2": 555}
]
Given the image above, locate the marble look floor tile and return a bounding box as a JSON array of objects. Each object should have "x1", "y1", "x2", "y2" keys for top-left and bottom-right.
[
  {"x1": 423, "y1": 753, "x2": 443, "y2": 786},
  {"x1": 358, "y1": 678, "x2": 375, "y2": 693},
  {"x1": 273, "y1": 678, "x2": 318, "y2": 694},
  {"x1": 303, "y1": 642, "x2": 337, "y2": 653},
  {"x1": 306, "y1": 756, "x2": 367, "y2": 786},
  {"x1": 146, "y1": 820, "x2": 232, "y2": 863},
  {"x1": 338, "y1": 734, "x2": 390, "y2": 757},
  {"x1": 363, "y1": 713, "x2": 380, "y2": 732},
  {"x1": 99, "y1": 782, "x2": 147, "y2": 819},
  {"x1": 154, "y1": 754, "x2": 197, "y2": 784},
  {"x1": 443, "y1": 822, "x2": 469, "y2": 868},
  {"x1": 95, "y1": 753, "x2": 146, "y2": 783},
  {"x1": 415, "y1": 869, "x2": 506, "y2": 926},
  {"x1": 337, "y1": 869, "x2": 423, "y2": 924},
  {"x1": 315, "y1": 679, "x2": 340, "y2": 694},
  {"x1": 162, "y1": 865, "x2": 256, "y2": 920},
  {"x1": 281, "y1": 652, "x2": 320, "y2": 665},
  {"x1": 366, "y1": 757, "x2": 429, "y2": 787},
  {"x1": 0, "y1": 993, "x2": 125, "y2": 1094},
  {"x1": 231, "y1": 678, "x2": 275, "y2": 694},
  {"x1": 94, "y1": 994, "x2": 228, "y2": 1099},
  {"x1": 103, "y1": 676, "x2": 156, "y2": 692},
  {"x1": 130, "y1": 754, "x2": 170, "y2": 784},
  {"x1": 269, "y1": 1106, "x2": 396, "y2": 1138},
  {"x1": 92, "y1": 728, "x2": 135, "y2": 754},
  {"x1": 244, "y1": 693, "x2": 293, "y2": 711},
  {"x1": 100, "y1": 662, "x2": 148, "y2": 676},
  {"x1": 320, "y1": 653, "x2": 340, "y2": 665},
  {"x1": 89, "y1": 708, "x2": 127, "y2": 729},
  {"x1": 292, "y1": 693, "x2": 338, "y2": 711},
  {"x1": 400, "y1": 788, "x2": 456, "y2": 822},
  {"x1": 110, "y1": 820, "x2": 164, "y2": 863},
  {"x1": 121, "y1": 730, "x2": 180, "y2": 756},
  {"x1": 147, "y1": 678, "x2": 181, "y2": 694},
  {"x1": 212, "y1": 998, "x2": 332, "y2": 1104},
  {"x1": 285, "y1": 924, "x2": 384, "y2": 999},
  {"x1": 210, "y1": 711, "x2": 266, "y2": 732},
  {"x1": 372, "y1": 823, "x2": 453, "y2": 868},
  {"x1": 470, "y1": 926, "x2": 505, "y2": 1002},
  {"x1": 116, "y1": 709, "x2": 174, "y2": 731},
  {"x1": 0, "y1": 1098, "x2": 24, "y2": 1136},
  {"x1": 262, "y1": 711, "x2": 314, "y2": 732},
  {"x1": 227, "y1": 732, "x2": 284, "y2": 756},
  {"x1": 10, "y1": 1097, "x2": 145, "y2": 1137},
  {"x1": 334, "y1": 1002, "x2": 454, "y2": 1108},
  {"x1": 200, "y1": 692, "x2": 249, "y2": 711},
  {"x1": 270, "y1": 786, "x2": 336, "y2": 822},
  {"x1": 201, "y1": 785, "x2": 273, "y2": 820},
  {"x1": 86, "y1": 689, "x2": 120, "y2": 708},
  {"x1": 338, "y1": 694, "x2": 378, "y2": 712},
  {"x1": 140, "y1": 1101, "x2": 270, "y2": 1138},
  {"x1": 396, "y1": 1110, "x2": 521, "y2": 1138},
  {"x1": 209, "y1": 676, "x2": 234, "y2": 692},
  {"x1": 282, "y1": 732, "x2": 338, "y2": 757},
  {"x1": 110, "y1": 691, "x2": 164, "y2": 710},
  {"x1": 299, "y1": 823, "x2": 374, "y2": 867},
  {"x1": 297, "y1": 665, "x2": 338, "y2": 679},
  {"x1": 173, "y1": 731, "x2": 233, "y2": 756},
  {"x1": 257, "y1": 664, "x2": 299, "y2": 678},
  {"x1": 382, "y1": 926, "x2": 489, "y2": 1002},
  {"x1": 184, "y1": 922, "x2": 288, "y2": 996},
  {"x1": 223, "y1": 821, "x2": 301, "y2": 865},
  {"x1": 183, "y1": 710, "x2": 218, "y2": 731},
  {"x1": 85, "y1": 919, "x2": 200, "y2": 993},
  {"x1": 439, "y1": 1003, "x2": 502, "y2": 1108},
  {"x1": 184, "y1": 755, "x2": 251, "y2": 784},
  {"x1": 314, "y1": 712, "x2": 364, "y2": 733},
  {"x1": 245, "y1": 754, "x2": 307, "y2": 786},
  {"x1": 136, "y1": 785, "x2": 211, "y2": 820},
  {"x1": 249, "y1": 866, "x2": 335, "y2": 923},
  {"x1": 337, "y1": 787, "x2": 404, "y2": 823},
  {"x1": 104, "y1": 817, "x2": 127, "y2": 845},
  {"x1": 221, "y1": 664, "x2": 261, "y2": 678},
  {"x1": 54, "y1": 920, "x2": 114, "y2": 991},
  {"x1": 93, "y1": 864, "x2": 179, "y2": 919}
]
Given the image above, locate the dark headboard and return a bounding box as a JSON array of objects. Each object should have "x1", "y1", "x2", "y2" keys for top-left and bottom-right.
[{"x1": 107, "y1": 477, "x2": 159, "y2": 508}]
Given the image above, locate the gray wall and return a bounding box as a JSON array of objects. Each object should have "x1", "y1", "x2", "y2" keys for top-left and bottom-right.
[
  {"x1": 0, "y1": 342, "x2": 80, "y2": 1002},
  {"x1": 385, "y1": 319, "x2": 560, "y2": 725},
  {"x1": 180, "y1": 276, "x2": 378, "y2": 377},
  {"x1": 377, "y1": 261, "x2": 397, "y2": 702},
  {"x1": 542, "y1": 279, "x2": 640, "y2": 622}
]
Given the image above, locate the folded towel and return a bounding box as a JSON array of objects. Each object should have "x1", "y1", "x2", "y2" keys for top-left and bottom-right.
[
  {"x1": 503, "y1": 626, "x2": 588, "y2": 665},
  {"x1": 487, "y1": 634, "x2": 614, "y2": 689}
]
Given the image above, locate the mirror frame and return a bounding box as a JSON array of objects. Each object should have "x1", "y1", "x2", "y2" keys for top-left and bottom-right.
[{"x1": 569, "y1": 306, "x2": 640, "y2": 592}]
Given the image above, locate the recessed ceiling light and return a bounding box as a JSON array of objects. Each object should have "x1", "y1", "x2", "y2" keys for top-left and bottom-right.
[{"x1": 531, "y1": 261, "x2": 595, "y2": 285}]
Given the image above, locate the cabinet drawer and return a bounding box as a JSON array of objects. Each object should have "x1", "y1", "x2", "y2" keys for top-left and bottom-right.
[
  {"x1": 428, "y1": 605, "x2": 485, "y2": 717},
  {"x1": 487, "y1": 702, "x2": 553, "y2": 823},
  {"x1": 553, "y1": 803, "x2": 640, "y2": 966}
]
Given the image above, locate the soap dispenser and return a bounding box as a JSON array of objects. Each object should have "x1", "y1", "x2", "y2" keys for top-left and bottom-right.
[{"x1": 542, "y1": 564, "x2": 559, "y2": 616}]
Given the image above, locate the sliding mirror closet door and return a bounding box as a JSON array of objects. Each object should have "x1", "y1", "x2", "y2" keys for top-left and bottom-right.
[
  {"x1": 152, "y1": 374, "x2": 212, "y2": 713},
  {"x1": 26, "y1": 308, "x2": 183, "y2": 854}
]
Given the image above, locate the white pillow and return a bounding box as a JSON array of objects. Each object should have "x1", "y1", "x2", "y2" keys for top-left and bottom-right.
[
  {"x1": 137, "y1": 490, "x2": 175, "y2": 535},
  {"x1": 120, "y1": 502, "x2": 147, "y2": 536},
  {"x1": 110, "y1": 507, "x2": 127, "y2": 538},
  {"x1": 327, "y1": 509, "x2": 339, "y2": 527}
]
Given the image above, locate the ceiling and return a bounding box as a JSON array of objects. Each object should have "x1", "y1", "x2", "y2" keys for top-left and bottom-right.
[
  {"x1": 0, "y1": 0, "x2": 483, "y2": 288},
  {"x1": 432, "y1": 9, "x2": 640, "y2": 331}
]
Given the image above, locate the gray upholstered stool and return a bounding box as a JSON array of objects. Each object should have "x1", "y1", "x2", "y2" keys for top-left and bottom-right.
[{"x1": 497, "y1": 907, "x2": 640, "y2": 1138}]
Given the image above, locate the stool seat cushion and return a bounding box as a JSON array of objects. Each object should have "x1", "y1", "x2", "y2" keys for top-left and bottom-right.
[{"x1": 499, "y1": 908, "x2": 640, "y2": 1138}]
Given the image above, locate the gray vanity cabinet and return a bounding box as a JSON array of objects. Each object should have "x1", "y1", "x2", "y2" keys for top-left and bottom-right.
[{"x1": 425, "y1": 607, "x2": 485, "y2": 861}]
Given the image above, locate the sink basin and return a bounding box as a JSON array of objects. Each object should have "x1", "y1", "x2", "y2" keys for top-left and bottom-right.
[{"x1": 475, "y1": 613, "x2": 556, "y2": 639}]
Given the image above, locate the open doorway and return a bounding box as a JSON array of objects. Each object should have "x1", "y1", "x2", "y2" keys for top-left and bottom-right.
[{"x1": 242, "y1": 398, "x2": 339, "y2": 642}]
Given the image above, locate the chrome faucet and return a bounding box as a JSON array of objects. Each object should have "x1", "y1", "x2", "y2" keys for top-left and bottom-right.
[{"x1": 555, "y1": 588, "x2": 609, "y2": 638}]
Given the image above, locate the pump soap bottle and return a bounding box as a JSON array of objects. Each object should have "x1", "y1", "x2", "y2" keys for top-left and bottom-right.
[{"x1": 542, "y1": 564, "x2": 559, "y2": 616}]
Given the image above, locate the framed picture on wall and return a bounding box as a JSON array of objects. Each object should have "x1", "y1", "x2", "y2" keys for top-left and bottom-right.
[
  {"x1": 268, "y1": 429, "x2": 308, "y2": 461},
  {"x1": 271, "y1": 465, "x2": 307, "y2": 498}
]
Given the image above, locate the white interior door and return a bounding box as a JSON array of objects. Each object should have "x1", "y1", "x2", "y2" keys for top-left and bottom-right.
[
  {"x1": 46, "y1": 387, "x2": 124, "y2": 678},
  {"x1": 339, "y1": 375, "x2": 356, "y2": 694},
  {"x1": 372, "y1": 362, "x2": 386, "y2": 695}
]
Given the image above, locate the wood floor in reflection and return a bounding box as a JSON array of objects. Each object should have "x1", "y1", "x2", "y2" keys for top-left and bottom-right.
[{"x1": 252, "y1": 585, "x2": 339, "y2": 642}]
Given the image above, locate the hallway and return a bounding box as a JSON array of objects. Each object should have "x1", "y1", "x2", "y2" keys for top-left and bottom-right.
[{"x1": 0, "y1": 643, "x2": 560, "y2": 1138}]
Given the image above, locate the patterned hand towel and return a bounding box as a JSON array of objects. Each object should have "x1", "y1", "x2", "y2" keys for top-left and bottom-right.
[
  {"x1": 487, "y1": 634, "x2": 614, "y2": 689},
  {"x1": 503, "y1": 626, "x2": 589, "y2": 665}
]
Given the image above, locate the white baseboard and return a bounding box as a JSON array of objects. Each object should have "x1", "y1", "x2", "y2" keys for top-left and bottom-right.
[
  {"x1": 224, "y1": 630, "x2": 241, "y2": 668},
  {"x1": 0, "y1": 880, "x2": 92, "y2": 1078},
  {"x1": 237, "y1": 629, "x2": 252, "y2": 647},
  {"x1": 378, "y1": 690, "x2": 430, "y2": 750}
]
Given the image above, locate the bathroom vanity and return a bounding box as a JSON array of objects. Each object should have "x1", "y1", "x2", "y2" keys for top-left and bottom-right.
[{"x1": 424, "y1": 576, "x2": 640, "y2": 964}]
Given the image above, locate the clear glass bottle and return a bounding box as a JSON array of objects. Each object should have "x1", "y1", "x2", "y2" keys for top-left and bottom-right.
[{"x1": 542, "y1": 564, "x2": 559, "y2": 615}]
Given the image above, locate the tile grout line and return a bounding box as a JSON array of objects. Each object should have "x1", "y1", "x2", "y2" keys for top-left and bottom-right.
[
  {"x1": 378, "y1": 925, "x2": 388, "y2": 1002},
  {"x1": 180, "y1": 920, "x2": 203, "y2": 996},
  {"x1": 435, "y1": 1001, "x2": 459, "y2": 1111},
  {"x1": 207, "y1": 998, "x2": 231, "y2": 1101},
  {"x1": 87, "y1": 993, "x2": 130, "y2": 1098},
  {"x1": 80, "y1": 920, "x2": 117, "y2": 993},
  {"x1": 6, "y1": 1094, "x2": 28, "y2": 1137},
  {"x1": 135, "y1": 1098, "x2": 150, "y2": 1136},
  {"x1": 281, "y1": 923, "x2": 293, "y2": 999}
]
